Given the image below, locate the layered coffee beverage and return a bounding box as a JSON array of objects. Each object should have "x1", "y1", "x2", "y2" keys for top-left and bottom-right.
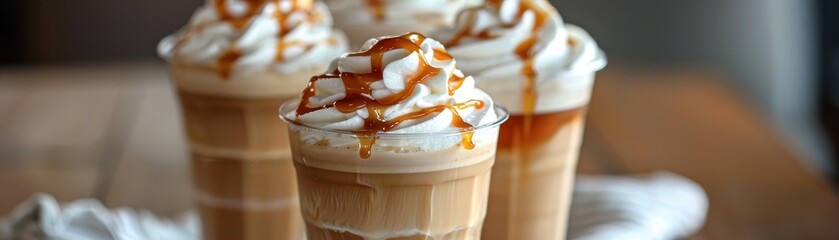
[
  {"x1": 433, "y1": 0, "x2": 607, "y2": 239},
  {"x1": 279, "y1": 33, "x2": 509, "y2": 239},
  {"x1": 158, "y1": 0, "x2": 347, "y2": 239},
  {"x1": 322, "y1": 0, "x2": 482, "y2": 48}
]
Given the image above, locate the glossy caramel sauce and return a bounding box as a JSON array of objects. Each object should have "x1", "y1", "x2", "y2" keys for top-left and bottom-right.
[
  {"x1": 272, "y1": 0, "x2": 316, "y2": 62},
  {"x1": 211, "y1": 0, "x2": 318, "y2": 78},
  {"x1": 275, "y1": 41, "x2": 314, "y2": 61},
  {"x1": 218, "y1": 49, "x2": 243, "y2": 80},
  {"x1": 448, "y1": 73, "x2": 468, "y2": 97},
  {"x1": 433, "y1": 49, "x2": 453, "y2": 61},
  {"x1": 444, "y1": 10, "x2": 494, "y2": 47},
  {"x1": 445, "y1": 1, "x2": 569, "y2": 181},
  {"x1": 295, "y1": 33, "x2": 483, "y2": 158},
  {"x1": 445, "y1": 0, "x2": 553, "y2": 116},
  {"x1": 213, "y1": 0, "x2": 264, "y2": 79}
]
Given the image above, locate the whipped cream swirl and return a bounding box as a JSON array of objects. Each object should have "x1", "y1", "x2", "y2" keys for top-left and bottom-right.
[
  {"x1": 432, "y1": 0, "x2": 606, "y2": 114},
  {"x1": 161, "y1": 0, "x2": 348, "y2": 78},
  {"x1": 290, "y1": 33, "x2": 498, "y2": 134}
]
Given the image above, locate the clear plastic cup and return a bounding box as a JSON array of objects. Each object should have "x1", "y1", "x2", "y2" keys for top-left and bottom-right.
[
  {"x1": 159, "y1": 34, "x2": 313, "y2": 240},
  {"x1": 481, "y1": 53, "x2": 607, "y2": 240},
  {"x1": 280, "y1": 102, "x2": 509, "y2": 240}
]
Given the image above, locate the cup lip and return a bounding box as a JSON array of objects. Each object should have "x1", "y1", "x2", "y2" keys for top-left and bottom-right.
[
  {"x1": 278, "y1": 100, "x2": 510, "y2": 139},
  {"x1": 552, "y1": 51, "x2": 607, "y2": 78}
]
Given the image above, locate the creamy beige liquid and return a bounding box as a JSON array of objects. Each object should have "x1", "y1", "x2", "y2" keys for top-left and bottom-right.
[
  {"x1": 178, "y1": 90, "x2": 304, "y2": 240},
  {"x1": 288, "y1": 131, "x2": 498, "y2": 240},
  {"x1": 169, "y1": 63, "x2": 320, "y2": 240},
  {"x1": 482, "y1": 108, "x2": 586, "y2": 240}
]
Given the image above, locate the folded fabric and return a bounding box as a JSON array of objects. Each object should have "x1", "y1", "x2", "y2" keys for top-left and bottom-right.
[
  {"x1": 0, "y1": 172, "x2": 707, "y2": 240},
  {"x1": 0, "y1": 195, "x2": 199, "y2": 240},
  {"x1": 569, "y1": 172, "x2": 708, "y2": 240}
]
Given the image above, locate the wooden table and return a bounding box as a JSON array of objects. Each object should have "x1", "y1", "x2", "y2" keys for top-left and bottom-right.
[{"x1": 1, "y1": 62, "x2": 838, "y2": 239}]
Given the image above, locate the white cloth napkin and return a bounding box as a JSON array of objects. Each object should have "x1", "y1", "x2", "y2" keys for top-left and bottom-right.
[
  {"x1": 568, "y1": 172, "x2": 708, "y2": 240},
  {"x1": 0, "y1": 195, "x2": 199, "y2": 240},
  {"x1": 1, "y1": 172, "x2": 707, "y2": 240}
]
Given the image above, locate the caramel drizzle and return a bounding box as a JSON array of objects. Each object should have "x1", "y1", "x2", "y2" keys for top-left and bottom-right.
[
  {"x1": 296, "y1": 33, "x2": 483, "y2": 158},
  {"x1": 448, "y1": 73, "x2": 467, "y2": 96},
  {"x1": 275, "y1": 41, "x2": 315, "y2": 61},
  {"x1": 433, "y1": 49, "x2": 453, "y2": 61},
  {"x1": 446, "y1": 0, "x2": 552, "y2": 116},
  {"x1": 504, "y1": 0, "x2": 550, "y2": 171},
  {"x1": 212, "y1": 0, "x2": 317, "y2": 79},
  {"x1": 434, "y1": 48, "x2": 468, "y2": 96},
  {"x1": 444, "y1": 9, "x2": 494, "y2": 47},
  {"x1": 218, "y1": 49, "x2": 242, "y2": 80},
  {"x1": 514, "y1": 0, "x2": 550, "y2": 116},
  {"x1": 365, "y1": 0, "x2": 386, "y2": 20},
  {"x1": 444, "y1": 0, "x2": 553, "y2": 174},
  {"x1": 212, "y1": 0, "x2": 265, "y2": 79}
]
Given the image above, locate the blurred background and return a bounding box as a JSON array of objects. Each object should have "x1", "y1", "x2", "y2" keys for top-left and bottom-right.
[
  {"x1": 1, "y1": 0, "x2": 835, "y2": 177},
  {"x1": 1, "y1": 0, "x2": 839, "y2": 238}
]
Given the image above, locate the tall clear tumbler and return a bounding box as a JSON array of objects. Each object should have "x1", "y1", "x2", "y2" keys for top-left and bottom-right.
[
  {"x1": 483, "y1": 60, "x2": 606, "y2": 239},
  {"x1": 280, "y1": 102, "x2": 509, "y2": 240},
  {"x1": 159, "y1": 37, "x2": 312, "y2": 240}
]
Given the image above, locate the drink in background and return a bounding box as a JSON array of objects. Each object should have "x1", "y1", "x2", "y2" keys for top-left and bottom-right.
[
  {"x1": 157, "y1": 0, "x2": 348, "y2": 238},
  {"x1": 171, "y1": 68, "x2": 314, "y2": 239},
  {"x1": 323, "y1": 0, "x2": 482, "y2": 48},
  {"x1": 486, "y1": 72, "x2": 598, "y2": 239},
  {"x1": 431, "y1": 0, "x2": 607, "y2": 238}
]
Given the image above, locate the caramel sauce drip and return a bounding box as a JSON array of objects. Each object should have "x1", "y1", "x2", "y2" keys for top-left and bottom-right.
[
  {"x1": 442, "y1": 0, "x2": 552, "y2": 115},
  {"x1": 211, "y1": 0, "x2": 317, "y2": 78},
  {"x1": 275, "y1": 40, "x2": 314, "y2": 61},
  {"x1": 357, "y1": 134, "x2": 377, "y2": 159},
  {"x1": 514, "y1": 0, "x2": 551, "y2": 116},
  {"x1": 434, "y1": 48, "x2": 468, "y2": 96},
  {"x1": 448, "y1": 73, "x2": 467, "y2": 96},
  {"x1": 218, "y1": 49, "x2": 242, "y2": 80},
  {"x1": 445, "y1": 10, "x2": 494, "y2": 47},
  {"x1": 295, "y1": 33, "x2": 484, "y2": 158},
  {"x1": 273, "y1": 0, "x2": 316, "y2": 65},
  {"x1": 273, "y1": 0, "x2": 313, "y2": 37},
  {"x1": 487, "y1": 0, "x2": 503, "y2": 7},
  {"x1": 443, "y1": 1, "x2": 558, "y2": 177},
  {"x1": 433, "y1": 49, "x2": 453, "y2": 61},
  {"x1": 366, "y1": 0, "x2": 386, "y2": 20},
  {"x1": 515, "y1": 36, "x2": 538, "y2": 116},
  {"x1": 213, "y1": 0, "x2": 265, "y2": 79},
  {"x1": 509, "y1": 0, "x2": 551, "y2": 177}
]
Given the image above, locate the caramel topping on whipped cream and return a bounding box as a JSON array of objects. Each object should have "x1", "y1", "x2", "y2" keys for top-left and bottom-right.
[
  {"x1": 164, "y1": 0, "x2": 347, "y2": 79},
  {"x1": 448, "y1": 0, "x2": 552, "y2": 115},
  {"x1": 290, "y1": 33, "x2": 498, "y2": 158},
  {"x1": 432, "y1": 0, "x2": 606, "y2": 115}
]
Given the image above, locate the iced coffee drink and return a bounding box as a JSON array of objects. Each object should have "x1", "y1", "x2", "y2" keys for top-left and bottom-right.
[
  {"x1": 157, "y1": 0, "x2": 347, "y2": 239},
  {"x1": 279, "y1": 33, "x2": 508, "y2": 240},
  {"x1": 433, "y1": 0, "x2": 607, "y2": 239},
  {"x1": 323, "y1": 0, "x2": 482, "y2": 48}
]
